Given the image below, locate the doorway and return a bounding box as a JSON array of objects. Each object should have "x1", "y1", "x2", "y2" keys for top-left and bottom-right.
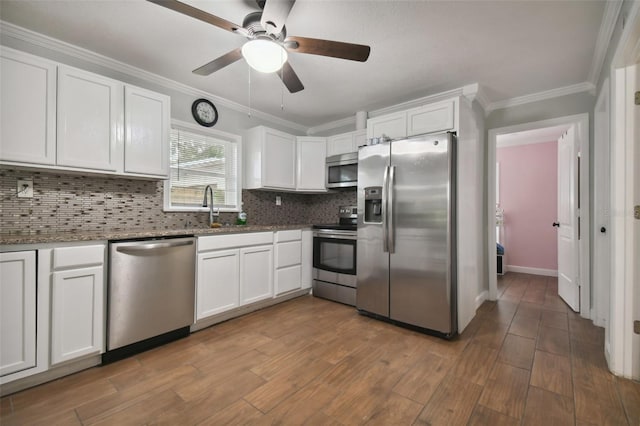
[{"x1": 487, "y1": 114, "x2": 591, "y2": 318}]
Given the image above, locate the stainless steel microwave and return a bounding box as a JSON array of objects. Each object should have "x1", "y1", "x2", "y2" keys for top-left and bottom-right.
[{"x1": 326, "y1": 152, "x2": 358, "y2": 188}]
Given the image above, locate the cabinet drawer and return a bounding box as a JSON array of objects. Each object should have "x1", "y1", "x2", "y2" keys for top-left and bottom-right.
[
  {"x1": 276, "y1": 241, "x2": 302, "y2": 268},
  {"x1": 53, "y1": 245, "x2": 105, "y2": 270},
  {"x1": 275, "y1": 265, "x2": 302, "y2": 296},
  {"x1": 198, "y1": 232, "x2": 273, "y2": 252},
  {"x1": 275, "y1": 229, "x2": 302, "y2": 243}
]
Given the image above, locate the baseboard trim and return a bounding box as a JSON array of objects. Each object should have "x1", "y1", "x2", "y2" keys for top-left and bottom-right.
[
  {"x1": 475, "y1": 290, "x2": 489, "y2": 308},
  {"x1": 506, "y1": 265, "x2": 558, "y2": 277},
  {"x1": 190, "y1": 288, "x2": 311, "y2": 332}
]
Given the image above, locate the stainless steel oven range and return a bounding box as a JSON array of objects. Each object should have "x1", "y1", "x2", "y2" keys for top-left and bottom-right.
[{"x1": 312, "y1": 206, "x2": 357, "y2": 306}]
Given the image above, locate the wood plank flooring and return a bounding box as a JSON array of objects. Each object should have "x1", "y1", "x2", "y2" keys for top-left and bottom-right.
[{"x1": 1, "y1": 272, "x2": 639, "y2": 425}]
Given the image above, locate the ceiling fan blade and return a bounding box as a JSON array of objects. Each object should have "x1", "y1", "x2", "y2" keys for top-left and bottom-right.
[
  {"x1": 147, "y1": 0, "x2": 242, "y2": 34},
  {"x1": 279, "y1": 62, "x2": 304, "y2": 93},
  {"x1": 260, "y1": 0, "x2": 296, "y2": 35},
  {"x1": 192, "y1": 48, "x2": 244, "y2": 75},
  {"x1": 284, "y1": 36, "x2": 370, "y2": 62}
]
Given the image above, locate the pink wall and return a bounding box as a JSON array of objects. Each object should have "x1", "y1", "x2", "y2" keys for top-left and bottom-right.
[{"x1": 497, "y1": 141, "x2": 558, "y2": 271}]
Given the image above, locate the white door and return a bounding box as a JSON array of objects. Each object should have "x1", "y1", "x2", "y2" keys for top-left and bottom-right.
[
  {"x1": 51, "y1": 266, "x2": 104, "y2": 365},
  {"x1": 263, "y1": 128, "x2": 296, "y2": 189},
  {"x1": 0, "y1": 251, "x2": 36, "y2": 377},
  {"x1": 557, "y1": 126, "x2": 580, "y2": 311},
  {"x1": 631, "y1": 63, "x2": 640, "y2": 378}
]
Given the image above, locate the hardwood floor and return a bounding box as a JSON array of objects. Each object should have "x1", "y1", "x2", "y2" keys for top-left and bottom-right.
[{"x1": 1, "y1": 272, "x2": 639, "y2": 425}]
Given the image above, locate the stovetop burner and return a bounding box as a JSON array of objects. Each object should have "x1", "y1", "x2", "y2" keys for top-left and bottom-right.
[{"x1": 313, "y1": 205, "x2": 357, "y2": 232}]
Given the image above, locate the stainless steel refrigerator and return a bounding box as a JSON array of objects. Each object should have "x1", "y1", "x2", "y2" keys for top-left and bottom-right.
[{"x1": 356, "y1": 132, "x2": 457, "y2": 337}]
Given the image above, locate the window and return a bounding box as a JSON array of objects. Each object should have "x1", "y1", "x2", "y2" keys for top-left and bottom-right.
[{"x1": 164, "y1": 121, "x2": 241, "y2": 212}]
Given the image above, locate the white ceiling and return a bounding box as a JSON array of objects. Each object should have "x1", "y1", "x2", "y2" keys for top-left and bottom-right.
[{"x1": 0, "y1": 0, "x2": 608, "y2": 128}]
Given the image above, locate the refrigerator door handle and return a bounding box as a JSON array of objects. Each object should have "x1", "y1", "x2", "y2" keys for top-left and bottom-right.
[
  {"x1": 388, "y1": 165, "x2": 396, "y2": 254},
  {"x1": 382, "y1": 165, "x2": 390, "y2": 253}
]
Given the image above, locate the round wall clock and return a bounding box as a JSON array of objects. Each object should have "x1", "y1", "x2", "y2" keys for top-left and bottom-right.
[{"x1": 191, "y1": 98, "x2": 218, "y2": 127}]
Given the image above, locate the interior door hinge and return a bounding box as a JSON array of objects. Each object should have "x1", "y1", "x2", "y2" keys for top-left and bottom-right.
[
  {"x1": 635, "y1": 205, "x2": 640, "y2": 220},
  {"x1": 635, "y1": 91, "x2": 640, "y2": 105},
  {"x1": 635, "y1": 320, "x2": 640, "y2": 335}
]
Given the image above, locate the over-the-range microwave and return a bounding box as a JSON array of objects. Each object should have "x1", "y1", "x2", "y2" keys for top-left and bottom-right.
[{"x1": 326, "y1": 152, "x2": 358, "y2": 189}]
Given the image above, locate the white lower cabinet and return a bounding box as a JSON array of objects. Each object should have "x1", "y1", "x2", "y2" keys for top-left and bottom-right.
[
  {"x1": 51, "y1": 266, "x2": 104, "y2": 365},
  {"x1": 50, "y1": 244, "x2": 105, "y2": 366},
  {"x1": 196, "y1": 249, "x2": 240, "y2": 319},
  {"x1": 0, "y1": 251, "x2": 37, "y2": 377},
  {"x1": 274, "y1": 230, "x2": 303, "y2": 296},
  {"x1": 196, "y1": 232, "x2": 274, "y2": 321},
  {"x1": 240, "y1": 245, "x2": 273, "y2": 305}
]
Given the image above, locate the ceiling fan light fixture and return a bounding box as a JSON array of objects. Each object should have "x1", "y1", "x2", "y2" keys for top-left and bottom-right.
[{"x1": 242, "y1": 39, "x2": 288, "y2": 73}]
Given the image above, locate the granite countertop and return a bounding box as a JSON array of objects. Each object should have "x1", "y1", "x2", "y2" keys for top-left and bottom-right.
[{"x1": 0, "y1": 224, "x2": 313, "y2": 246}]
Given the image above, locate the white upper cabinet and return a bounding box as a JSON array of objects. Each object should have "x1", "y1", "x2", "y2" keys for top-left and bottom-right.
[
  {"x1": 296, "y1": 137, "x2": 327, "y2": 191},
  {"x1": 326, "y1": 129, "x2": 367, "y2": 157},
  {"x1": 244, "y1": 126, "x2": 297, "y2": 190},
  {"x1": 367, "y1": 111, "x2": 407, "y2": 140},
  {"x1": 57, "y1": 66, "x2": 122, "y2": 172},
  {"x1": 327, "y1": 133, "x2": 354, "y2": 157},
  {"x1": 367, "y1": 99, "x2": 455, "y2": 140},
  {"x1": 406, "y1": 100, "x2": 455, "y2": 136},
  {"x1": 0, "y1": 49, "x2": 170, "y2": 179},
  {"x1": 0, "y1": 48, "x2": 56, "y2": 166},
  {"x1": 124, "y1": 85, "x2": 170, "y2": 176}
]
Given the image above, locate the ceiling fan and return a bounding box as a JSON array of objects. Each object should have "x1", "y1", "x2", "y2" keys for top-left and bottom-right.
[{"x1": 147, "y1": 0, "x2": 371, "y2": 93}]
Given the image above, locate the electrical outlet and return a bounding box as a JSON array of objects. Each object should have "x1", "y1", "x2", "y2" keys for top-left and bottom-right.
[
  {"x1": 275, "y1": 196, "x2": 282, "y2": 206},
  {"x1": 17, "y1": 178, "x2": 34, "y2": 198}
]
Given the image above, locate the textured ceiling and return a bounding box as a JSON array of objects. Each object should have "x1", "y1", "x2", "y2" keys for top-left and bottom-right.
[{"x1": 0, "y1": 0, "x2": 607, "y2": 127}]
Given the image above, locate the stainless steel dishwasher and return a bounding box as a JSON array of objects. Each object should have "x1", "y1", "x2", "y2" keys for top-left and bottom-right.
[{"x1": 104, "y1": 236, "x2": 195, "y2": 363}]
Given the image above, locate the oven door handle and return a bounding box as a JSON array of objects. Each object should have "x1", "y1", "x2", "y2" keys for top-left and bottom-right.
[{"x1": 314, "y1": 232, "x2": 357, "y2": 240}]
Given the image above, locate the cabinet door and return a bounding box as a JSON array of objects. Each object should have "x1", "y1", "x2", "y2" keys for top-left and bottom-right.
[
  {"x1": 353, "y1": 129, "x2": 368, "y2": 150},
  {"x1": 0, "y1": 48, "x2": 56, "y2": 165},
  {"x1": 326, "y1": 133, "x2": 354, "y2": 157},
  {"x1": 57, "y1": 66, "x2": 122, "y2": 171},
  {"x1": 240, "y1": 245, "x2": 273, "y2": 305},
  {"x1": 263, "y1": 129, "x2": 296, "y2": 189},
  {"x1": 296, "y1": 137, "x2": 327, "y2": 191},
  {"x1": 0, "y1": 251, "x2": 36, "y2": 377},
  {"x1": 51, "y1": 266, "x2": 104, "y2": 365},
  {"x1": 407, "y1": 100, "x2": 454, "y2": 136},
  {"x1": 196, "y1": 249, "x2": 240, "y2": 319},
  {"x1": 367, "y1": 111, "x2": 407, "y2": 140},
  {"x1": 124, "y1": 85, "x2": 170, "y2": 177}
]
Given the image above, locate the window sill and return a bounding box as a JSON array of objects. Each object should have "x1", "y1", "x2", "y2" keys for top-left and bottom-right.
[{"x1": 163, "y1": 206, "x2": 240, "y2": 213}]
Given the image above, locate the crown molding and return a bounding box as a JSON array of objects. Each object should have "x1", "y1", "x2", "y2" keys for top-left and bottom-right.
[
  {"x1": 0, "y1": 20, "x2": 308, "y2": 134},
  {"x1": 307, "y1": 116, "x2": 356, "y2": 135},
  {"x1": 486, "y1": 81, "x2": 595, "y2": 112},
  {"x1": 588, "y1": 1, "x2": 623, "y2": 85}
]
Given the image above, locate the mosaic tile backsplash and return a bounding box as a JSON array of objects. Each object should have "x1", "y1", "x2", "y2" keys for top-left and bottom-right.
[{"x1": 0, "y1": 169, "x2": 356, "y2": 236}]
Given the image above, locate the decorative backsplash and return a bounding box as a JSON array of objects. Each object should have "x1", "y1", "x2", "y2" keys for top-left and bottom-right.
[{"x1": 0, "y1": 169, "x2": 356, "y2": 235}]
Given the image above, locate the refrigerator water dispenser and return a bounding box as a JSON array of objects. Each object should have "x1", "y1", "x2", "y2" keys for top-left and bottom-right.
[{"x1": 364, "y1": 186, "x2": 383, "y2": 223}]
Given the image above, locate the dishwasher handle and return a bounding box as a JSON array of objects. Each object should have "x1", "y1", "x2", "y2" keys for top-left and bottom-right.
[{"x1": 115, "y1": 239, "x2": 194, "y2": 253}]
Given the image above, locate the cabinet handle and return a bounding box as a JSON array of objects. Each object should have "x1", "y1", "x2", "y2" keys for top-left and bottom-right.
[{"x1": 552, "y1": 222, "x2": 560, "y2": 228}]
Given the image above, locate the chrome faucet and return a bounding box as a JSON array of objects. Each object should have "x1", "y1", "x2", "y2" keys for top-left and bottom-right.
[{"x1": 202, "y1": 185, "x2": 219, "y2": 226}]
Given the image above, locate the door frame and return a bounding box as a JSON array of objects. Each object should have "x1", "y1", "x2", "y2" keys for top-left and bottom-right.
[
  {"x1": 487, "y1": 113, "x2": 591, "y2": 319},
  {"x1": 593, "y1": 78, "x2": 610, "y2": 329},
  {"x1": 608, "y1": 1, "x2": 639, "y2": 379}
]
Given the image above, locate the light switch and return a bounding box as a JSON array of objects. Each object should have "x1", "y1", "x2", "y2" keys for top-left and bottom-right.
[{"x1": 276, "y1": 196, "x2": 282, "y2": 206}]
